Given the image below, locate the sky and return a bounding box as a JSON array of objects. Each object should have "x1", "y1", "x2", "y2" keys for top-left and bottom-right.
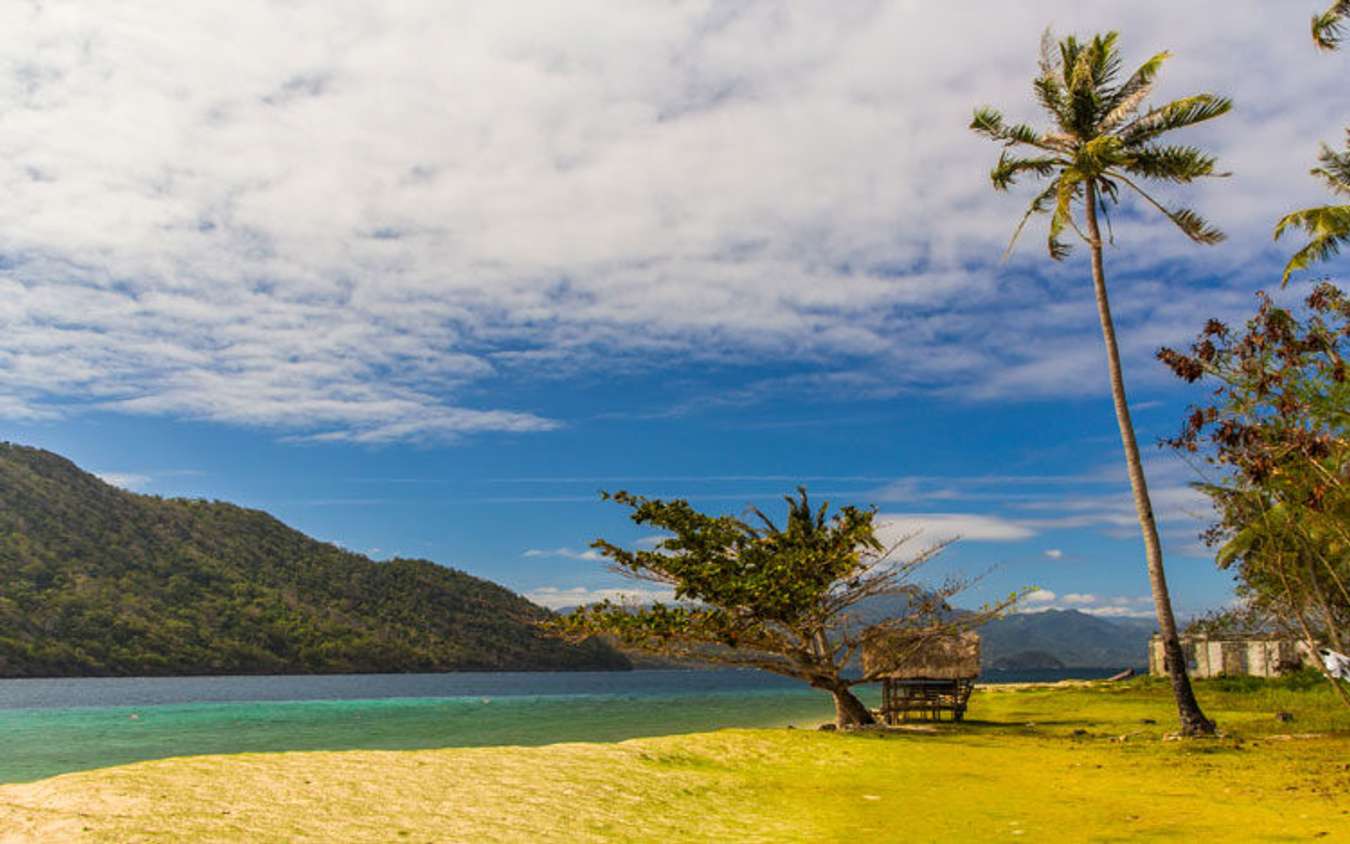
[{"x1": 1, "y1": 1, "x2": 1346, "y2": 620}]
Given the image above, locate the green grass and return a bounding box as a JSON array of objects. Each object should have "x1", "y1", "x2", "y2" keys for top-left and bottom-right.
[{"x1": 1, "y1": 678, "x2": 1347, "y2": 842}]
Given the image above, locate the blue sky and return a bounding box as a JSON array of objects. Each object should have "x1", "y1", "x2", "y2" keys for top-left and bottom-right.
[{"x1": 1, "y1": 1, "x2": 1346, "y2": 619}]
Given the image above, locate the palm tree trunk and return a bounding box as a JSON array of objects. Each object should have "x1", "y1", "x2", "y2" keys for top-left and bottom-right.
[{"x1": 1084, "y1": 184, "x2": 1216, "y2": 736}]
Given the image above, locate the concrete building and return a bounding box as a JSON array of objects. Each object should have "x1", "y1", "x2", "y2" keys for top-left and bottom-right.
[{"x1": 1148, "y1": 634, "x2": 1312, "y2": 679}]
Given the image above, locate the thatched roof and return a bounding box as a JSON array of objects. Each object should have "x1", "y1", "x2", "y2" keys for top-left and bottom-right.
[{"x1": 862, "y1": 629, "x2": 980, "y2": 680}]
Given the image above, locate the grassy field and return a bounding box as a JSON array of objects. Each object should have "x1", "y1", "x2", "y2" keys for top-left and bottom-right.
[{"x1": 1, "y1": 677, "x2": 1346, "y2": 842}]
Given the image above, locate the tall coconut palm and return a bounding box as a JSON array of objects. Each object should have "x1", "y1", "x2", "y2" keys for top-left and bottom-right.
[
  {"x1": 971, "y1": 31, "x2": 1231, "y2": 735},
  {"x1": 1276, "y1": 131, "x2": 1350, "y2": 285},
  {"x1": 1313, "y1": 1, "x2": 1350, "y2": 50}
]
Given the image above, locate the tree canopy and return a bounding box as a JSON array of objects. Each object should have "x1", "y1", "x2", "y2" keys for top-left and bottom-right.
[
  {"x1": 970, "y1": 30, "x2": 1231, "y2": 261},
  {"x1": 1159, "y1": 283, "x2": 1350, "y2": 702},
  {"x1": 551, "y1": 489, "x2": 1012, "y2": 726}
]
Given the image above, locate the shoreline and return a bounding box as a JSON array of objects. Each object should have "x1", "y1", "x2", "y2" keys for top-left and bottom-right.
[
  {"x1": 0, "y1": 665, "x2": 1143, "y2": 682},
  {"x1": 2, "y1": 681, "x2": 1346, "y2": 842}
]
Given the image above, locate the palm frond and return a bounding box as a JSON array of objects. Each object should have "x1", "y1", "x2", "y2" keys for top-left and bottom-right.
[
  {"x1": 1311, "y1": 131, "x2": 1350, "y2": 196},
  {"x1": 1114, "y1": 173, "x2": 1226, "y2": 244},
  {"x1": 1125, "y1": 144, "x2": 1226, "y2": 183},
  {"x1": 970, "y1": 108, "x2": 1058, "y2": 151},
  {"x1": 990, "y1": 152, "x2": 1062, "y2": 191},
  {"x1": 1038, "y1": 28, "x2": 1060, "y2": 76},
  {"x1": 1077, "y1": 135, "x2": 1126, "y2": 174},
  {"x1": 1166, "y1": 207, "x2": 1227, "y2": 244},
  {"x1": 1048, "y1": 173, "x2": 1087, "y2": 259},
  {"x1": 1098, "y1": 176, "x2": 1121, "y2": 205},
  {"x1": 1063, "y1": 33, "x2": 1121, "y2": 133},
  {"x1": 1066, "y1": 44, "x2": 1103, "y2": 133},
  {"x1": 1047, "y1": 208, "x2": 1072, "y2": 260},
  {"x1": 1004, "y1": 181, "x2": 1060, "y2": 259},
  {"x1": 1058, "y1": 35, "x2": 1084, "y2": 82},
  {"x1": 1088, "y1": 32, "x2": 1123, "y2": 89},
  {"x1": 1312, "y1": 0, "x2": 1350, "y2": 49},
  {"x1": 969, "y1": 107, "x2": 1007, "y2": 140},
  {"x1": 1034, "y1": 27, "x2": 1070, "y2": 128},
  {"x1": 1098, "y1": 190, "x2": 1117, "y2": 245},
  {"x1": 1034, "y1": 131, "x2": 1073, "y2": 153},
  {"x1": 1099, "y1": 50, "x2": 1170, "y2": 131},
  {"x1": 1280, "y1": 235, "x2": 1346, "y2": 286},
  {"x1": 974, "y1": 31, "x2": 1229, "y2": 266},
  {"x1": 1274, "y1": 205, "x2": 1350, "y2": 285},
  {"x1": 1119, "y1": 94, "x2": 1233, "y2": 145},
  {"x1": 1033, "y1": 74, "x2": 1069, "y2": 127},
  {"x1": 1005, "y1": 123, "x2": 1046, "y2": 147}
]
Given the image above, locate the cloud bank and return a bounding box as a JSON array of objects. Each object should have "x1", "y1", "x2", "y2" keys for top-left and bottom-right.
[
  {"x1": 0, "y1": 2, "x2": 1342, "y2": 440},
  {"x1": 524, "y1": 585, "x2": 675, "y2": 610}
]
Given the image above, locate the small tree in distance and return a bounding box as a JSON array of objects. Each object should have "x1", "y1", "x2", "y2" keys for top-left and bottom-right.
[{"x1": 550, "y1": 489, "x2": 1016, "y2": 727}]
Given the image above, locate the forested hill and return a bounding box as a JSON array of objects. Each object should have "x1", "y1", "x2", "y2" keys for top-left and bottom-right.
[{"x1": 0, "y1": 443, "x2": 629, "y2": 677}]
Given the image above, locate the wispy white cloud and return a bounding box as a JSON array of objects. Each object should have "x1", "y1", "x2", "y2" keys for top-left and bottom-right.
[
  {"x1": 95, "y1": 472, "x2": 151, "y2": 490},
  {"x1": 1078, "y1": 604, "x2": 1156, "y2": 620},
  {"x1": 491, "y1": 474, "x2": 891, "y2": 484},
  {"x1": 1023, "y1": 588, "x2": 1057, "y2": 604},
  {"x1": 0, "y1": 2, "x2": 1341, "y2": 440},
  {"x1": 1043, "y1": 548, "x2": 1064, "y2": 560},
  {"x1": 523, "y1": 547, "x2": 606, "y2": 561},
  {"x1": 1018, "y1": 591, "x2": 1157, "y2": 619},
  {"x1": 876, "y1": 512, "x2": 1036, "y2": 544},
  {"x1": 524, "y1": 585, "x2": 675, "y2": 610}
]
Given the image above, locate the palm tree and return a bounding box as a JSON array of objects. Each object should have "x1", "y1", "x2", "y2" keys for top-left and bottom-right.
[
  {"x1": 971, "y1": 31, "x2": 1231, "y2": 735},
  {"x1": 1276, "y1": 131, "x2": 1350, "y2": 285},
  {"x1": 1313, "y1": 1, "x2": 1350, "y2": 50}
]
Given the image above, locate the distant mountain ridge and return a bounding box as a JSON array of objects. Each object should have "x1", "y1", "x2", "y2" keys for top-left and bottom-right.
[
  {"x1": 0, "y1": 443, "x2": 629, "y2": 677},
  {"x1": 563, "y1": 594, "x2": 1154, "y2": 671},
  {"x1": 843, "y1": 593, "x2": 1153, "y2": 669},
  {"x1": 979, "y1": 609, "x2": 1153, "y2": 669}
]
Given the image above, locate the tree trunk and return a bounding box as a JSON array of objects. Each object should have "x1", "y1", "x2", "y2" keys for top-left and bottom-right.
[
  {"x1": 829, "y1": 685, "x2": 876, "y2": 727},
  {"x1": 1278, "y1": 567, "x2": 1350, "y2": 709},
  {"x1": 1084, "y1": 184, "x2": 1216, "y2": 736}
]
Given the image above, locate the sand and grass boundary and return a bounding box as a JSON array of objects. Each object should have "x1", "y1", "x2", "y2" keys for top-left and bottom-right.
[{"x1": 2, "y1": 678, "x2": 1346, "y2": 842}]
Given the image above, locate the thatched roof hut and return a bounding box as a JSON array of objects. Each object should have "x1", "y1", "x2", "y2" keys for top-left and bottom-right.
[{"x1": 862, "y1": 629, "x2": 981, "y2": 680}]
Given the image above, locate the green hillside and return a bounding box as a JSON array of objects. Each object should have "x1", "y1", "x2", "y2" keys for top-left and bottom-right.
[{"x1": 0, "y1": 443, "x2": 628, "y2": 676}]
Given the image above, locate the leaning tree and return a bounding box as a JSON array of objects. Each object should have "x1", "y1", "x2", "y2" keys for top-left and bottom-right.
[
  {"x1": 970, "y1": 31, "x2": 1230, "y2": 735},
  {"x1": 551, "y1": 489, "x2": 1013, "y2": 727}
]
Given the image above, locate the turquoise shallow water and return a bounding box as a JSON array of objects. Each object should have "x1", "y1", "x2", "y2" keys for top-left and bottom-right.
[
  {"x1": 0, "y1": 672, "x2": 841, "y2": 783},
  {"x1": 0, "y1": 668, "x2": 1120, "y2": 783}
]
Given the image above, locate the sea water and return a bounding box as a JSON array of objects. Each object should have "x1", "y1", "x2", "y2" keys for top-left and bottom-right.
[{"x1": 0, "y1": 668, "x2": 1124, "y2": 783}]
